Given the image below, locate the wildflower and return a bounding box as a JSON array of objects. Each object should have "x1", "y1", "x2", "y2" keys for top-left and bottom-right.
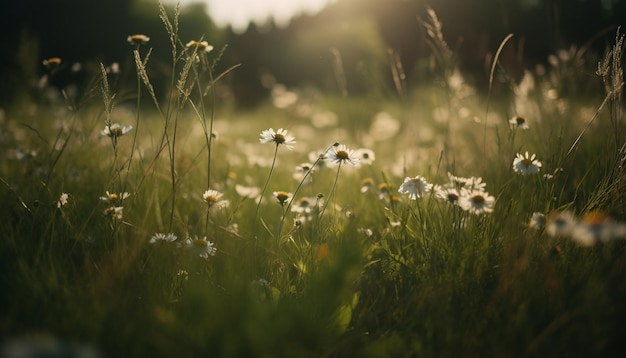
[
  {"x1": 398, "y1": 176, "x2": 432, "y2": 200},
  {"x1": 42, "y1": 57, "x2": 62, "y2": 69},
  {"x1": 447, "y1": 173, "x2": 487, "y2": 191},
  {"x1": 100, "y1": 191, "x2": 130, "y2": 204},
  {"x1": 235, "y1": 184, "x2": 261, "y2": 199},
  {"x1": 150, "y1": 233, "x2": 177, "y2": 244},
  {"x1": 273, "y1": 191, "x2": 292, "y2": 206},
  {"x1": 185, "y1": 40, "x2": 214, "y2": 53},
  {"x1": 377, "y1": 182, "x2": 390, "y2": 200},
  {"x1": 291, "y1": 196, "x2": 323, "y2": 222},
  {"x1": 185, "y1": 236, "x2": 217, "y2": 258},
  {"x1": 509, "y1": 115, "x2": 529, "y2": 130},
  {"x1": 127, "y1": 34, "x2": 150, "y2": 45},
  {"x1": 529, "y1": 212, "x2": 546, "y2": 230},
  {"x1": 358, "y1": 228, "x2": 374, "y2": 237},
  {"x1": 570, "y1": 211, "x2": 626, "y2": 247},
  {"x1": 308, "y1": 150, "x2": 329, "y2": 169},
  {"x1": 545, "y1": 211, "x2": 576, "y2": 237},
  {"x1": 513, "y1": 151, "x2": 542, "y2": 175},
  {"x1": 434, "y1": 185, "x2": 460, "y2": 205},
  {"x1": 325, "y1": 144, "x2": 360, "y2": 166},
  {"x1": 100, "y1": 123, "x2": 133, "y2": 138},
  {"x1": 293, "y1": 163, "x2": 314, "y2": 183},
  {"x1": 354, "y1": 148, "x2": 376, "y2": 165},
  {"x1": 104, "y1": 206, "x2": 124, "y2": 219},
  {"x1": 361, "y1": 177, "x2": 375, "y2": 193},
  {"x1": 259, "y1": 128, "x2": 296, "y2": 150},
  {"x1": 202, "y1": 189, "x2": 229, "y2": 209},
  {"x1": 458, "y1": 189, "x2": 495, "y2": 214},
  {"x1": 57, "y1": 192, "x2": 69, "y2": 208}
]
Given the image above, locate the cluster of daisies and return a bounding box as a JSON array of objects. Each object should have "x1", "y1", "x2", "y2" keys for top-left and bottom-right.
[
  {"x1": 531, "y1": 211, "x2": 626, "y2": 247},
  {"x1": 394, "y1": 173, "x2": 495, "y2": 214},
  {"x1": 149, "y1": 233, "x2": 217, "y2": 259}
]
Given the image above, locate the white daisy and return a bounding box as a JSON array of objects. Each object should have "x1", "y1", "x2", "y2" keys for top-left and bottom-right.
[
  {"x1": 202, "y1": 189, "x2": 229, "y2": 209},
  {"x1": 149, "y1": 233, "x2": 178, "y2": 244},
  {"x1": 353, "y1": 148, "x2": 376, "y2": 165},
  {"x1": 458, "y1": 189, "x2": 495, "y2": 214},
  {"x1": 186, "y1": 236, "x2": 217, "y2": 259},
  {"x1": 100, "y1": 191, "x2": 131, "y2": 204},
  {"x1": 100, "y1": 123, "x2": 133, "y2": 138},
  {"x1": 529, "y1": 212, "x2": 546, "y2": 230},
  {"x1": 509, "y1": 115, "x2": 529, "y2": 130},
  {"x1": 185, "y1": 40, "x2": 214, "y2": 53},
  {"x1": 127, "y1": 34, "x2": 150, "y2": 45},
  {"x1": 398, "y1": 176, "x2": 432, "y2": 200},
  {"x1": 434, "y1": 185, "x2": 460, "y2": 205},
  {"x1": 259, "y1": 128, "x2": 296, "y2": 150},
  {"x1": 104, "y1": 206, "x2": 124, "y2": 219},
  {"x1": 273, "y1": 191, "x2": 292, "y2": 206},
  {"x1": 57, "y1": 192, "x2": 69, "y2": 208},
  {"x1": 545, "y1": 211, "x2": 576, "y2": 237},
  {"x1": 325, "y1": 144, "x2": 360, "y2": 166},
  {"x1": 513, "y1": 151, "x2": 542, "y2": 175}
]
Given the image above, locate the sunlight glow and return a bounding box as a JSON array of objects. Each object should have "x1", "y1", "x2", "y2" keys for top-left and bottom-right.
[{"x1": 171, "y1": 0, "x2": 336, "y2": 32}]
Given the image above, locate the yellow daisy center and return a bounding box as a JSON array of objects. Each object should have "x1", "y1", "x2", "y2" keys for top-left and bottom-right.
[
  {"x1": 111, "y1": 127, "x2": 123, "y2": 136},
  {"x1": 336, "y1": 150, "x2": 349, "y2": 160},
  {"x1": 275, "y1": 191, "x2": 290, "y2": 204},
  {"x1": 193, "y1": 239, "x2": 208, "y2": 247},
  {"x1": 273, "y1": 133, "x2": 285, "y2": 143},
  {"x1": 473, "y1": 195, "x2": 485, "y2": 204},
  {"x1": 521, "y1": 158, "x2": 533, "y2": 167}
]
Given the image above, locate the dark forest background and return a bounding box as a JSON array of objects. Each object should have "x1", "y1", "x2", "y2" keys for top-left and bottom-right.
[{"x1": 1, "y1": 0, "x2": 625, "y2": 107}]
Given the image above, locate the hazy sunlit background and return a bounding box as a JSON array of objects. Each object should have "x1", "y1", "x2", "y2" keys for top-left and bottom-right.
[
  {"x1": 166, "y1": 0, "x2": 337, "y2": 32},
  {"x1": 1, "y1": 0, "x2": 625, "y2": 107}
]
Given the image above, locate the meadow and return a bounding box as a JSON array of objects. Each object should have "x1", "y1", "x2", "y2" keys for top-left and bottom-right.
[{"x1": 2, "y1": 4, "x2": 626, "y2": 357}]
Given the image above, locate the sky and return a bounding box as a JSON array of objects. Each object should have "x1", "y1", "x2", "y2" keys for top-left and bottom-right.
[{"x1": 168, "y1": 0, "x2": 337, "y2": 32}]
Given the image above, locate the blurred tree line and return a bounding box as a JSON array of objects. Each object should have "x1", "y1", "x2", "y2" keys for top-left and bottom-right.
[{"x1": 1, "y1": 0, "x2": 624, "y2": 107}]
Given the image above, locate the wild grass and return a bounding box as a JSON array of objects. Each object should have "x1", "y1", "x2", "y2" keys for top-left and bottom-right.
[{"x1": 1, "y1": 3, "x2": 626, "y2": 357}]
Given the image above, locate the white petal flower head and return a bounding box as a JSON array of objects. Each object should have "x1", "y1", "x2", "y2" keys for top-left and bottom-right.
[
  {"x1": 458, "y1": 189, "x2": 495, "y2": 214},
  {"x1": 57, "y1": 192, "x2": 69, "y2": 208},
  {"x1": 259, "y1": 128, "x2": 296, "y2": 150},
  {"x1": 353, "y1": 148, "x2": 376, "y2": 165},
  {"x1": 434, "y1": 185, "x2": 460, "y2": 205},
  {"x1": 100, "y1": 191, "x2": 131, "y2": 204},
  {"x1": 529, "y1": 212, "x2": 546, "y2": 230},
  {"x1": 513, "y1": 151, "x2": 542, "y2": 175},
  {"x1": 447, "y1": 173, "x2": 487, "y2": 191},
  {"x1": 185, "y1": 40, "x2": 214, "y2": 53},
  {"x1": 127, "y1": 34, "x2": 150, "y2": 45},
  {"x1": 273, "y1": 191, "x2": 293, "y2": 206},
  {"x1": 398, "y1": 176, "x2": 432, "y2": 200},
  {"x1": 509, "y1": 115, "x2": 529, "y2": 130},
  {"x1": 186, "y1": 236, "x2": 217, "y2": 259},
  {"x1": 325, "y1": 144, "x2": 360, "y2": 166},
  {"x1": 545, "y1": 211, "x2": 576, "y2": 237},
  {"x1": 235, "y1": 184, "x2": 261, "y2": 199},
  {"x1": 203, "y1": 189, "x2": 229, "y2": 209},
  {"x1": 100, "y1": 123, "x2": 133, "y2": 138},
  {"x1": 149, "y1": 233, "x2": 178, "y2": 244},
  {"x1": 104, "y1": 206, "x2": 124, "y2": 219}
]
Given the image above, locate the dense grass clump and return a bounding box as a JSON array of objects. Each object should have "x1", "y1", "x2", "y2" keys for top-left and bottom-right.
[{"x1": 1, "y1": 3, "x2": 626, "y2": 357}]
